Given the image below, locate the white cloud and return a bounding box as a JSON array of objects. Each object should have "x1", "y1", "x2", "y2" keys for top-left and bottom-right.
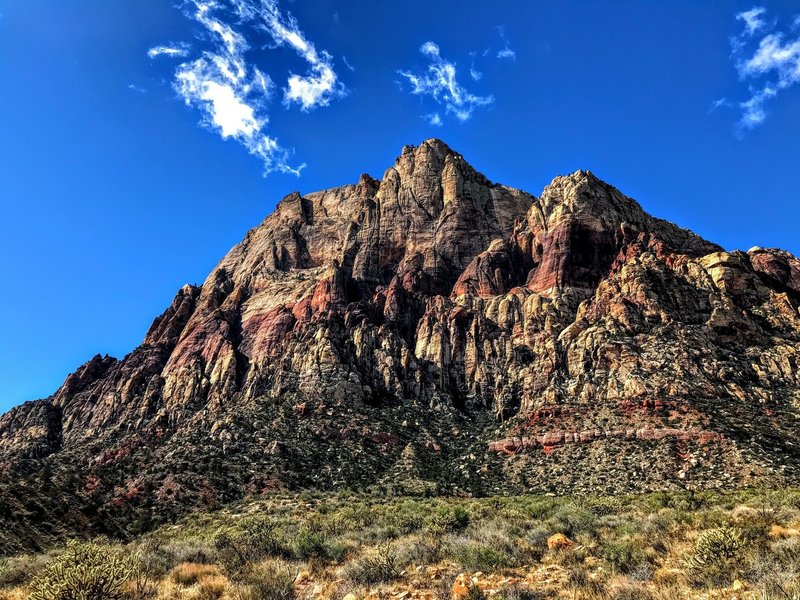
[
  {"x1": 420, "y1": 41, "x2": 440, "y2": 58},
  {"x1": 738, "y1": 33, "x2": 800, "y2": 83},
  {"x1": 709, "y1": 97, "x2": 731, "y2": 112},
  {"x1": 152, "y1": 0, "x2": 345, "y2": 175},
  {"x1": 148, "y1": 43, "x2": 191, "y2": 59},
  {"x1": 725, "y1": 7, "x2": 800, "y2": 132},
  {"x1": 425, "y1": 113, "x2": 443, "y2": 126},
  {"x1": 736, "y1": 7, "x2": 767, "y2": 36},
  {"x1": 497, "y1": 48, "x2": 516, "y2": 61},
  {"x1": 128, "y1": 83, "x2": 147, "y2": 94},
  {"x1": 229, "y1": 0, "x2": 345, "y2": 111},
  {"x1": 399, "y1": 41, "x2": 494, "y2": 123},
  {"x1": 494, "y1": 26, "x2": 516, "y2": 61},
  {"x1": 739, "y1": 86, "x2": 777, "y2": 130},
  {"x1": 469, "y1": 67, "x2": 482, "y2": 81}
]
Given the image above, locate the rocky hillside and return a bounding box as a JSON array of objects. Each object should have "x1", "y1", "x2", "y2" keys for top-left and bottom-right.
[{"x1": 2, "y1": 139, "x2": 799, "y2": 554}]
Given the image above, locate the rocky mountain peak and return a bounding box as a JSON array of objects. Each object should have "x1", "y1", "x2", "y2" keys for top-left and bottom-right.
[{"x1": 1, "y1": 139, "x2": 799, "y2": 554}]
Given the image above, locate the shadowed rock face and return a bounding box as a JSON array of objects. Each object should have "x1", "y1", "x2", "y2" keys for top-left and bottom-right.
[{"x1": 2, "y1": 139, "x2": 800, "y2": 553}]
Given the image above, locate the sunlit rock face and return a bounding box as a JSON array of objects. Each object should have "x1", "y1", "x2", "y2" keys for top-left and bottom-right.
[{"x1": 2, "y1": 139, "x2": 800, "y2": 553}]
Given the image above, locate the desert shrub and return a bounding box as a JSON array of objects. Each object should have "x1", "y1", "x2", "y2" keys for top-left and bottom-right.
[
  {"x1": 135, "y1": 538, "x2": 215, "y2": 577},
  {"x1": 567, "y1": 566, "x2": 607, "y2": 598},
  {"x1": 684, "y1": 526, "x2": 746, "y2": 585},
  {"x1": 342, "y1": 542, "x2": 400, "y2": 585},
  {"x1": 233, "y1": 560, "x2": 294, "y2": 600},
  {"x1": 550, "y1": 544, "x2": 589, "y2": 567},
  {"x1": 195, "y1": 574, "x2": 227, "y2": 599},
  {"x1": 27, "y1": 540, "x2": 132, "y2": 600},
  {"x1": 463, "y1": 585, "x2": 488, "y2": 600},
  {"x1": 0, "y1": 554, "x2": 51, "y2": 588},
  {"x1": 215, "y1": 520, "x2": 289, "y2": 576},
  {"x1": 641, "y1": 510, "x2": 678, "y2": 555},
  {"x1": 611, "y1": 585, "x2": 654, "y2": 600},
  {"x1": 584, "y1": 496, "x2": 623, "y2": 517},
  {"x1": 450, "y1": 540, "x2": 515, "y2": 572},
  {"x1": 293, "y1": 529, "x2": 345, "y2": 561},
  {"x1": 495, "y1": 585, "x2": 550, "y2": 600},
  {"x1": 600, "y1": 538, "x2": 651, "y2": 576},
  {"x1": 548, "y1": 503, "x2": 598, "y2": 539},
  {"x1": 468, "y1": 520, "x2": 535, "y2": 564},
  {"x1": 171, "y1": 562, "x2": 218, "y2": 586},
  {"x1": 396, "y1": 534, "x2": 445, "y2": 565},
  {"x1": 747, "y1": 536, "x2": 800, "y2": 598},
  {"x1": 425, "y1": 505, "x2": 470, "y2": 535},
  {"x1": 385, "y1": 502, "x2": 426, "y2": 534}
]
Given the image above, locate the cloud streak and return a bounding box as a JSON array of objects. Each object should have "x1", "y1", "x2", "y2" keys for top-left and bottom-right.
[
  {"x1": 147, "y1": 43, "x2": 191, "y2": 59},
  {"x1": 398, "y1": 41, "x2": 494, "y2": 123},
  {"x1": 150, "y1": 0, "x2": 345, "y2": 175},
  {"x1": 727, "y1": 6, "x2": 800, "y2": 132}
]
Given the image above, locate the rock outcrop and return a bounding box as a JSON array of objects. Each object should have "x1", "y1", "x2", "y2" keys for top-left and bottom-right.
[{"x1": 1, "y1": 139, "x2": 799, "y2": 554}]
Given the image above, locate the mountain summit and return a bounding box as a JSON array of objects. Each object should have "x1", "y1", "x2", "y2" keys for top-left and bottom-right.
[{"x1": 2, "y1": 139, "x2": 800, "y2": 553}]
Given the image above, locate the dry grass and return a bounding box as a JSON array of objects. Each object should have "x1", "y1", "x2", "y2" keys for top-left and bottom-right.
[{"x1": 170, "y1": 562, "x2": 220, "y2": 586}]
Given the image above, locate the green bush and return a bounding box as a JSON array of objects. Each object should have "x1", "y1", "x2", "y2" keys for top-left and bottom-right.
[
  {"x1": 425, "y1": 505, "x2": 470, "y2": 535},
  {"x1": 343, "y1": 543, "x2": 400, "y2": 585},
  {"x1": 293, "y1": 529, "x2": 345, "y2": 561},
  {"x1": 232, "y1": 560, "x2": 295, "y2": 600},
  {"x1": 601, "y1": 538, "x2": 651, "y2": 575},
  {"x1": 135, "y1": 538, "x2": 216, "y2": 578},
  {"x1": 567, "y1": 566, "x2": 607, "y2": 597},
  {"x1": 549, "y1": 503, "x2": 598, "y2": 538},
  {"x1": 0, "y1": 554, "x2": 51, "y2": 588},
  {"x1": 451, "y1": 541, "x2": 515, "y2": 572},
  {"x1": 28, "y1": 540, "x2": 132, "y2": 600},
  {"x1": 215, "y1": 519, "x2": 288, "y2": 577}
]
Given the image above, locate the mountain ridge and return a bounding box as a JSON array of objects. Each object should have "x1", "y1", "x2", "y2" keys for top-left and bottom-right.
[{"x1": 2, "y1": 138, "x2": 799, "y2": 554}]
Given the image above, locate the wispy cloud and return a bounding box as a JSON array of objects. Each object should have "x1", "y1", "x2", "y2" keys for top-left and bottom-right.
[
  {"x1": 147, "y1": 43, "x2": 191, "y2": 59},
  {"x1": 149, "y1": 0, "x2": 345, "y2": 175},
  {"x1": 494, "y1": 26, "x2": 516, "y2": 61},
  {"x1": 497, "y1": 48, "x2": 516, "y2": 61},
  {"x1": 424, "y1": 112, "x2": 443, "y2": 126},
  {"x1": 398, "y1": 41, "x2": 494, "y2": 123},
  {"x1": 737, "y1": 6, "x2": 767, "y2": 36},
  {"x1": 709, "y1": 97, "x2": 731, "y2": 112},
  {"x1": 726, "y1": 6, "x2": 800, "y2": 133},
  {"x1": 128, "y1": 84, "x2": 147, "y2": 94}
]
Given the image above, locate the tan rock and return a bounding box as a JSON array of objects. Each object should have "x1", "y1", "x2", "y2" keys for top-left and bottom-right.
[{"x1": 547, "y1": 533, "x2": 574, "y2": 550}]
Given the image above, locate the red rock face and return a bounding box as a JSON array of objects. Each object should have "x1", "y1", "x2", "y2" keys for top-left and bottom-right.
[{"x1": 2, "y1": 139, "x2": 800, "y2": 549}]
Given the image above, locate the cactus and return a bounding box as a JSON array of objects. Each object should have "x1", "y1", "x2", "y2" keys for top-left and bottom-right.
[
  {"x1": 28, "y1": 540, "x2": 132, "y2": 600},
  {"x1": 684, "y1": 526, "x2": 746, "y2": 584}
]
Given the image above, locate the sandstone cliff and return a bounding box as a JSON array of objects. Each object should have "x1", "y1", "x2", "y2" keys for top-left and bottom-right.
[{"x1": 1, "y1": 139, "x2": 799, "y2": 554}]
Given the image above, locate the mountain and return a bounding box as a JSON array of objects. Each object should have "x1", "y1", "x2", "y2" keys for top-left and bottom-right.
[{"x1": 2, "y1": 139, "x2": 800, "y2": 554}]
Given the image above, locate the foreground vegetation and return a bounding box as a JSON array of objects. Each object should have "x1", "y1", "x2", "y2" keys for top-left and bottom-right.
[{"x1": 2, "y1": 488, "x2": 800, "y2": 599}]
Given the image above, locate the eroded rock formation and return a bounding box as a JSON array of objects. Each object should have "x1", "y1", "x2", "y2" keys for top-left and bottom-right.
[{"x1": 1, "y1": 139, "x2": 799, "y2": 553}]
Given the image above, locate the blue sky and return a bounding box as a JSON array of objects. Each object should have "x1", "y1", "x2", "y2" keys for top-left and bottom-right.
[{"x1": 1, "y1": 0, "x2": 799, "y2": 413}]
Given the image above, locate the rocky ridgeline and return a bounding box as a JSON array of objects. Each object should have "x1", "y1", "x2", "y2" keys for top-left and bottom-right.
[
  {"x1": 1, "y1": 139, "x2": 800, "y2": 553},
  {"x1": 488, "y1": 427, "x2": 723, "y2": 455}
]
